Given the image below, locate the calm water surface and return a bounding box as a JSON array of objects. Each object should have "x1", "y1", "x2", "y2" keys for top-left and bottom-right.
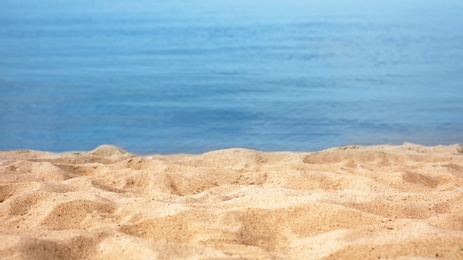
[{"x1": 1, "y1": 0, "x2": 462, "y2": 154}]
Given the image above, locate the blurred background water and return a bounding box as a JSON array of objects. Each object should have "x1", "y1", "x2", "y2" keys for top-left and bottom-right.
[{"x1": 1, "y1": 0, "x2": 462, "y2": 154}]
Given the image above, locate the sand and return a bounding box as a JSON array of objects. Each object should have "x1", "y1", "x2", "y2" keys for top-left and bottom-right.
[{"x1": 1, "y1": 143, "x2": 462, "y2": 259}]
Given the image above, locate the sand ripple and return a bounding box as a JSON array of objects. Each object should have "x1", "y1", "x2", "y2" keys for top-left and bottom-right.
[{"x1": 1, "y1": 143, "x2": 463, "y2": 259}]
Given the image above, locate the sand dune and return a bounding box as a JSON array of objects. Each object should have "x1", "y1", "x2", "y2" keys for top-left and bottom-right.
[{"x1": 1, "y1": 143, "x2": 463, "y2": 259}]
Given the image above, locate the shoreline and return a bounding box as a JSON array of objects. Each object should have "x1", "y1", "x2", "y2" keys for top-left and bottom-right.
[{"x1": 1, "y1": 143, "x2": 463, "y2": 259}]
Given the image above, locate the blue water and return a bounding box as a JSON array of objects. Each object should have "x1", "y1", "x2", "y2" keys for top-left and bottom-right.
[{"x1": 1, "y1": 0, "x2": 462, "y2": 154}]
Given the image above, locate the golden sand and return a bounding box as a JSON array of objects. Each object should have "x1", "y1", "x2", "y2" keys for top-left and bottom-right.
[{"x1": 1, "y1": 143, "x2": 462, "y2": 259}]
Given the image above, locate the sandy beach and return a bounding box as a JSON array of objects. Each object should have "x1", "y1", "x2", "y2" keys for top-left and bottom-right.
[{"x1": 1, "y1": 143, "x2": 462, "y2": 259}]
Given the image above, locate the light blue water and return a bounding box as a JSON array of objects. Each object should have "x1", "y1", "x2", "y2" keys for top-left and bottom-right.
[{"x1": 1, "y1": 0, "x2": 462, "y2": 154}]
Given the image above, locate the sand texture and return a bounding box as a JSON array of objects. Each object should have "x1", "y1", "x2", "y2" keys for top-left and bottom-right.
[{"x1": 1, "y1": 143, "x2": 463, "y2": 259}]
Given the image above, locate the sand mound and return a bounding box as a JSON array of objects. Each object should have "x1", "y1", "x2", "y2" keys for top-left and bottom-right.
[{"x1": 1, "y1": 143, "x2": 463, "y2": 259}]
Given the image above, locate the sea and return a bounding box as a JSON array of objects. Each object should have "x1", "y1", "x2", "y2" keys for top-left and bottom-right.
[{"x1": 1, "y1": 0, "x2": 462, "y2": 154}]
